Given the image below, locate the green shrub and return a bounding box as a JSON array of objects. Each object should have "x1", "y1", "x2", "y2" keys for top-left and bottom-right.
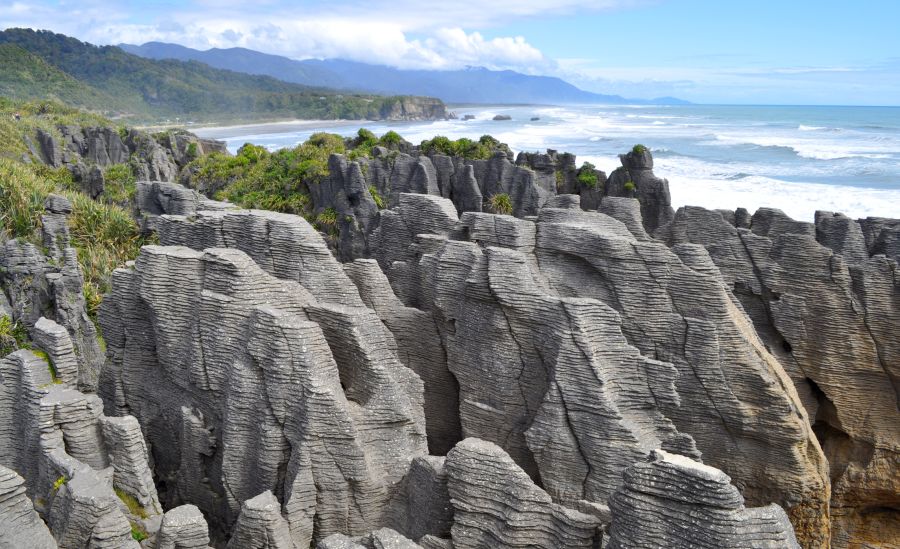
[
  {"x1": 186, "y1": 141, "x2": 199, "y2": 159},
  {"x1": 576, "y1": 162, "x2": 599, "y2": 189},
  {"x1": 632, "y1": 144, "x2": 648, "y2": 155},
  {"x1": 52, "y1": 475, "x2": 67, "y2": 492},
  {"x1": 624, "y1": 180, "x2": 637, "y2": 192},
  {"x1": 489, "y1": 193, "x2": 513, "y2": 215},
  {"x1": 315, "y1": 207, "x2": 337, "y2": 227},
  {"x1": 368, "y1": 186, "x2": 385, "y2": 210},
  {"x1": 379, "y1": 130, "x2": 403, "y2": 147},
  {"x1": 420, "y1": 134, "x2": 506, "y2": 160}
]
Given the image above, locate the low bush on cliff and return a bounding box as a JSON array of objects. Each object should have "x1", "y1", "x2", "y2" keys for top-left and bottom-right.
[
  {"x1": 577, "y1": 162, "x2": 600, "y2": 189},
  {"x1": 193, "y1": 133, "x2": 346, "y2": 218},
  {"x1": 0, "y1": 158, "x2": 149, "y2": 321},
  {"x1": 420, "y1": 134, "x2": 508, "y2": 160}
]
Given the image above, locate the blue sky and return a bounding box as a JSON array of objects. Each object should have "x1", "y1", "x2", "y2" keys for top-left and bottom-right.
[{"x1": 2, "y1": 0, "x2": 899, "y2": 105}]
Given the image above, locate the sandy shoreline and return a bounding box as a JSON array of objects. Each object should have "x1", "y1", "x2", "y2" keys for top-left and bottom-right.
[{"x1": 191, "y1": 119, "x2": 372, "y2": 139}]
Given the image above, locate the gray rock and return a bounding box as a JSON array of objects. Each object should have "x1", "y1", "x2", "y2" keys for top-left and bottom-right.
[
  {"x1": 655, "y1": 204, "x2": 899, "y2": 546},
  {"x1": 99, "y1": 245, "x2": 426, "y2": 545},
  {"x1": 604, "y1": 148, "x2": 673, "y2": 233},
  {"x1": 0, "y1": 465, "x2": 56, "y2": 549},
  {"x1": 608, "y1": 450, "x2": 800, "y2": 549},
  {"x1": 156, "y1": 505, "x2": 211, "y2": 549},
  {"x1": 445, "y1": 438, "x2": 602, "y2": 548},
  {"x1": 0, "y1": 235, "x2": 103, "y2": 392},
  {"x1": 227, "y1": 491, "x2": 293, "y2": 549}
]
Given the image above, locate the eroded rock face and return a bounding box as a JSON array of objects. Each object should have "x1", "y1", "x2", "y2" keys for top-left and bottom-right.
[
  {"x1": 656, "y1": 204, "x2": 900, "y2": 548},
  {"x1": 445, "y1": 438, "x2": 603, "y2": 549},
  {"x1": 0, "y1": 345, "x2": 159, "y2": 547},
  {"x1": 608, "y1": 449, "x2": 800, "y2": 548},
  {"x1": 372, "y1": 194, "x2": 827, "y2": 547},
  {"x1": 0, "y1": 197, "x2": 103, "y2": 392},
  {"x1": 0, "y1": 465, "x2": 56, "y2": 549},
  {"x1": 99, "y1": 243, "x2": 427, "y2": 545}
]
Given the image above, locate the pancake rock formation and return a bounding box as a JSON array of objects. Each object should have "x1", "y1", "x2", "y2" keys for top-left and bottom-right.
[{"x1": 1, "y1": 146, "x2": 897, "y2": 549}]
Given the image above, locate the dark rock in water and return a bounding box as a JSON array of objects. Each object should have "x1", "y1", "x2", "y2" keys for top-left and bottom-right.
[
  {"x1": 462, "y1": 114, "x2": 476, "y2": 120},
  {"x1": 492, "y1": 114, "x2": 512, "y2": 121},
  {"x1": 530, "y1": 116, "x2": 540, "y2": 121}
]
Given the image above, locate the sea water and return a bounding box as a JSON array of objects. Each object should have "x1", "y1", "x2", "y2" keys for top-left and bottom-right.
[{"x1": 193, "y1": 104, "x2": 900, "y2": 221}]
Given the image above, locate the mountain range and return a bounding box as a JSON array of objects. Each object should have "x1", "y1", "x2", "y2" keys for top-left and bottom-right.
[
  {"x1": 0, "y1": 28, "x2": 450, "y2": 123},
  {"x1": 120, "y1": 42, "x2": 688, "y2": 106}
]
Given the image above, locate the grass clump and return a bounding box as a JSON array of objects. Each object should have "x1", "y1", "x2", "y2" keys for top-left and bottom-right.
[
  {"x1": 368, "y1": 186, "x2": 385, "y2": 210},
  {"x1": 624, "y1": 180, "x2": 637, "y2": 192},
  {"x1": 52, "y1": 475, "x2": 66, "y2": 492},
  {"x1": 315, "y1": 207, "x2": 338, "y2": 228},
  {"x1": 576, "y1": 162, "x2": 600, "y2": 189},
  {"x1": 0, "y1": 158, "x2": 148, "y2": 324},
  {"x1": 100, "y1": 163, "x2": 136, "y2": 205},
  {"x1": 130, "y1": 522, "x2": 148, "y2": 542},
  {"x1": 115, "y1": 487, "x2": 149, "y2": 519},
  {"x1": 489, "y1": 193, "x2": 513, "y2": 215},
  {"x1": 632, "y1": 144, "x2": 648, "y2": 155},
  {"x1": 0, "y1": 315, "x2": 30, "y2": 356}
]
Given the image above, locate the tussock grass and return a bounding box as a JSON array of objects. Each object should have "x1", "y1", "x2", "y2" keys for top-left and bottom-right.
[
  {"x1": 0, "y1": 158, "x2": 149, "y2": 322},
  {"x1": 489, "y1": 193, "x2": 513, "y2": 215}
]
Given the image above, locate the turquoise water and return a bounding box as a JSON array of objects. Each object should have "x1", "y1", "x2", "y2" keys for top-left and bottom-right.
[{"x1": 194, "y1": 104, "x2": 900, "y2": 221}]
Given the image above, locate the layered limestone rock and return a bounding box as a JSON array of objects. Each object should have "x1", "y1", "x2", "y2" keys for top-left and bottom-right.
[
  {"x1": 156, "y1": 505, "x2": 212, "y2": 549},
  {"x1": 35, "y1": 125, "x2": 226, "y2": 199},
  {"x1": 318, "y1": 528, "x2": 423, "y2": 549},
  {"x1": 604, "y1": 147, "x2": 674, "y2": 233},
  {"x1": 0, "y1": 465, "x2": 56, "y2": 549},
  {"x1": 657, "y1": 204, "x2": 900, "y2": 548},
  {"x1": 0, "y1": 195, "x2": 103, "y2": 392},
  {"x1": 368, "y1": 194, "x2": 828, "y2": 547},
  {"x1": 369, "y1": 195, "x2": 698, "y2": 506},
  {"x1": 607, "y1": 449, "x2": 800, "y2": 548},
  {"x1": 445, "y1": 438, "x2": 603, "y2": 548},
  {"x1": 99, "y1": 243, "x2": 427, "y2": 545},
  {"x1": 0, "y1": 345, "x2": 159, "y2": 547},
  {"x1": 530, "y1": 207, "x2": 829, "y2": 546}
]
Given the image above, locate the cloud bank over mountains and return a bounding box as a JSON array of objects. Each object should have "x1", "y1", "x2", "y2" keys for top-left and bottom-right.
[{"x1": 2, "y1": 0, "x2": 898, "y2": 105}]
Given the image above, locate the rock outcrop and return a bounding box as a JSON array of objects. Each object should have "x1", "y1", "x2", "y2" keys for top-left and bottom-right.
[
  {"x1": 4, "y1": 144, "x2": 897, "y2": 549},
  {"x1": 0, "y1": 465, "x2": 56, "y2": 549},
  {"x1": 608, "y1": 449, "x2": 800, "y2": 548},
  {"x1": 657, "y1": 203, "x2": 900, "y2": 548},
  {"x1": 445, "y1": 438, "x2": 603, "y2": 548},
  {"x1": 0, "y1": 195, "x2": 103, "y2": 392},
  {"x1": 98, "y1": 241, "x2": 427, "y2": 544},
  {"x1": 35, "y1": 124, "x2": 227, "y2": 198}
]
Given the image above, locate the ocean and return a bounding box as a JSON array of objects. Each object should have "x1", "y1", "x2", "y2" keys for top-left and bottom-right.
[{"x1": 193, "y1": 104, "x2": 900, "y2": 222}]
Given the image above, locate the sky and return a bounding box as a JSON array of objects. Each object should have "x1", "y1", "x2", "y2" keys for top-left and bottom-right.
[{"x1": 2, "y1": 0, "x2": 899, "y2": 105}]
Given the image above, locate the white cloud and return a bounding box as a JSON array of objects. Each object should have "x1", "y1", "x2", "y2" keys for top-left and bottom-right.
[{"x1": 0, "y1": 0, "x2": 644, "y2": 72}]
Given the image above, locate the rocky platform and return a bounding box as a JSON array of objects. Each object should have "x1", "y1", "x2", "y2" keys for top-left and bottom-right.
[{"x1": 1, "y1": 148, "x2": 897, "y2": 548}]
